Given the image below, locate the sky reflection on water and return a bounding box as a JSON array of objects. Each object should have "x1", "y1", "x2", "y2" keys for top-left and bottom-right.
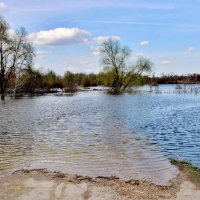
[{"x1": 0, "y1": 86, "x2": 200, "y2": 185}]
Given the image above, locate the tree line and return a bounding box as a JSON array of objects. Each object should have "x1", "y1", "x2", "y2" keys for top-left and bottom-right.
[
  {"x1": 2, "y1": 66, "x2": 150, "y2": 94},
  {"x1": 11, "y1": 68, "x2": 200, "y2": 94},
  {"x1": 153, "y1": 74, "x2": 200, "y2": 84}
]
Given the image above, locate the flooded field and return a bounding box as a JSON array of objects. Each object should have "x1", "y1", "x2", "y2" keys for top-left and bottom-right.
[{"x1": 0, "y1": 85, "x2": 200, "y2": 185}]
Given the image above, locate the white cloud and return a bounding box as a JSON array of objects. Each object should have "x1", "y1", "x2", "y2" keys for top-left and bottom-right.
[
  {"x1": 12, "y1": 1, "x2": 175, "y2": 15},
  {"x1": 8, "y1": 29, "x2": 16, "y2": 36},
  {"x1": 79, "y1": 60, "x2": 91, "y2": 65},
  {"x1": 36, "y1": 51, "x2": 48, "y2": 58},
  {"x1": 187, "y1": 47, "x2": 195, "y2": 52},
  {"x1": 134, "y1": 52, "x2": 144, "y2": 57},
  {"x1": 140, "y1": 40, "x2": 150, "y2": 46},
  {"x1": 0, "y1": 2, "x2": 6, "y2": 11},
  {"x1": 91, "y1": 46, "x2": 103, "y2": 56},
  {"x1": 79, "y1": 60, "x2": 96, "y2": 68},
  {"x1": 28, "y1": 27, "x2": 120, "y2": 47},
  {"x1": 91, "y1": 36, "x2": 120, "y2": 56},
  {"x1": 95, "y1": 35, "x2": 120, "y2": 43},
  {"x1": 28, "y1": 27, "x2": 91, "y2": 46},
  {"x1": 128, "y1": 52, "x2": 145, "y2": 63},
  {"x1": 161, "y1": 59, "x2": 172, "y2": 64}
]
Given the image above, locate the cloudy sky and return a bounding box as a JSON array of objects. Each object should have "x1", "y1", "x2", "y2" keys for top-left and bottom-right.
[{"x1": 1, "y1": 0, "x2": 200, "y2": 75}]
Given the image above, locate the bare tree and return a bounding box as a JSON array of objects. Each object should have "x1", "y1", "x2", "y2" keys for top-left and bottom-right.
[
  {"x1": 0, "y1": 17, "x2": 34, "y2": 100},
  {"x1": 101, "y1": 39, "x2": 153, "y2": 94}
]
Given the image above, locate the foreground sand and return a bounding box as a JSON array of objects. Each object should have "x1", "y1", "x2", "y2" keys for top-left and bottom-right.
[{"x1": 1, "y1": 169, "x2": 200, "y2": 200}]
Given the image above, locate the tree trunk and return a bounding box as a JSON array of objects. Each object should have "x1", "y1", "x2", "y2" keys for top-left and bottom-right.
[
  {"x1": 0, "y1": 79, "x2": 5, "y2": 100},
  {"x1": 1, "y1": 94, "x2": 5, "y2": 100},
  {"x1": 1, "y1": 83, "x2": 5, "y2": 100}
]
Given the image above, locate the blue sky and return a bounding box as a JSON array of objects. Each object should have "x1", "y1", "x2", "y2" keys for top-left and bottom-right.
[{"x1": 1, "y1": 0, "x2": 200, "y2": 75}]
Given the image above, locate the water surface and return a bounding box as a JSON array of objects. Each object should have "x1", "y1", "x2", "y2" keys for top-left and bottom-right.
[{"x1": 1, "y1": 85, "x2": 200, "y2": 185}]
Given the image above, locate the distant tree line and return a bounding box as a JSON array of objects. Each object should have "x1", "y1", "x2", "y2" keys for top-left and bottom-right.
[
  {"x1": 152, "y1": 74, "x2": 200, "y2": 84},
  {"x1": 3, "y1": 66, "x2": 149, "y2": 95},
  {"x1": 1, "y1": 60, "x2": 200, "y2": 97}
]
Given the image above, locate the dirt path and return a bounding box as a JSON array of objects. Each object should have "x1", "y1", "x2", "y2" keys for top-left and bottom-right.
[{"x1": 0, "y1": 169, "x2": 200, "y2": 200}]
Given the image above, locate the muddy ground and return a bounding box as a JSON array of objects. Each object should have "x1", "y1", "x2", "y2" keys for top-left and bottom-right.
[{"x1": 0, "y1": 168, "x2": 200, "y2": 200}]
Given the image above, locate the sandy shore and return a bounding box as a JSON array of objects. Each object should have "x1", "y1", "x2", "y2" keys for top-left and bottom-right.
[{"x1": 0, "y1": 168, "x2": 200, "y2": 200}]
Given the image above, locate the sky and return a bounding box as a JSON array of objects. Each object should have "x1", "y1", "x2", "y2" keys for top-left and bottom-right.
[{"x1": 0, "y1": 0, "x2": 200, "y2": 76}]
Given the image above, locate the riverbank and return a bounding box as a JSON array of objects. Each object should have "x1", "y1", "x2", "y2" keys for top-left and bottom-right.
[
  {"x1": 0, "y1": 160, "x2": 200, "y2": 200},
  {"x1": 171, "y1": 159, "x2": 200, "y2": 188}
]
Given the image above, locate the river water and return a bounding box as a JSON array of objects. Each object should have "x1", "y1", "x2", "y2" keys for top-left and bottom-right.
[{"x1": 0, "y1": 85, "x2": 200, "y2": 185}]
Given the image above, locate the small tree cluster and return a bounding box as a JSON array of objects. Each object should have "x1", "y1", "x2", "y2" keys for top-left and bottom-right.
[{"x1": 100, "y1": 39, "x2": 153, "y2": 94}]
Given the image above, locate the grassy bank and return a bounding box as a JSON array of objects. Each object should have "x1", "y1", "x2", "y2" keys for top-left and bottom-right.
[{"x1": 171, "y1": 159, "x2": 200, "y2": 187}]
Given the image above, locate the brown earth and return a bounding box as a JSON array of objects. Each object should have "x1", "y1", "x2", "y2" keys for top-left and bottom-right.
[{"x1": 0, "y1": 169, "x2": 200, "y2": 200}]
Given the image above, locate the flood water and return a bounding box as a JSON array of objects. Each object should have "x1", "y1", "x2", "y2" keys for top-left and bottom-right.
[{"x1": 0, "y1": 85, "x2": 200, "y2": 185}]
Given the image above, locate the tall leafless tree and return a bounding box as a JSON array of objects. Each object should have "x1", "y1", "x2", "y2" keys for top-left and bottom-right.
[{"x1": 0, "y1": 17, "x2": 34, "y2": 100}]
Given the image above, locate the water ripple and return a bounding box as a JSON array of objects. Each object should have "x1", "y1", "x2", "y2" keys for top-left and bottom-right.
[{"x1": 1, "y1": 87, "x2": 199, "y2": 184}]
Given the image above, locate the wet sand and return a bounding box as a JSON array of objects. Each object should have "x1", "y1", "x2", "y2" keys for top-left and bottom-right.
[{"x1": 0, "y1": 169, "x2": 200, "y2": 200}]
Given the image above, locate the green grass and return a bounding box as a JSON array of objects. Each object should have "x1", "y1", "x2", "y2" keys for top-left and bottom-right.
[{"x1": 171, "y1": 159, "x2": 200, "y2": 187}]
